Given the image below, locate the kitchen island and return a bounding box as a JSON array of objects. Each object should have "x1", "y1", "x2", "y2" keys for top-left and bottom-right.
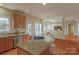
[{"x1": 17, "y1": 40, "x2": 52, "y2": 55}]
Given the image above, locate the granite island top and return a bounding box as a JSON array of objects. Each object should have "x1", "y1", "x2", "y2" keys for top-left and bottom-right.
[{"x1": 17, "y1": 40, "x2": 52, "y2": 55}]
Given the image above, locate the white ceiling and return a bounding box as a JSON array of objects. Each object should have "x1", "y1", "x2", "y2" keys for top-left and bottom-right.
[{"x1": 1, "y1": 3, "x2": 79, "y2": 19}]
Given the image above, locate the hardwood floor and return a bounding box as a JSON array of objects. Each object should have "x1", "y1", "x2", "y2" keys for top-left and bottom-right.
[
  {"x1": 0, "y1": 48, "x2": 50, "y2": 55},
  {"x1": 0, "y1": 48, "x2": 35, "y2": 55},
  {"x1": 1, "y1": 48, "x2": 17, "y2": 55}
]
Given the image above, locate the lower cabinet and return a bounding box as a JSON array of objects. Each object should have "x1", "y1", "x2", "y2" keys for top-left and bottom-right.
[
  {"x1": 40, "y1": 47, "x2": 49, "y2": 55},
  {"x1": 22, "y1": 34, "x2": 32, "y2": 42},
  {"x1": 22, "y1": 35, "x2": 28, "y2": 42},
  {"x1": 5, "y1": 36, "x2": 14, "y2": 51},
  {"x1": 0, "y1": 36, "x2": 14, "y2": 53},
  {"x1": 0, "y1": 38, "x2": 5, "y2": 53}
]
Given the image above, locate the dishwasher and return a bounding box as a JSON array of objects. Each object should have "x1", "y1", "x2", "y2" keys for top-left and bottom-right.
[{"x1": 14, "y1": 35, "x2": 22, "y2": 48}]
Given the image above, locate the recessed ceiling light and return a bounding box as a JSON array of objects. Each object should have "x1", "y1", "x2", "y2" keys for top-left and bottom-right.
[
  {"x1": 26, "y1": 9, "x2": 30, "y2": 12},
  {"x1": 0, "y1": 3, "x2": 3, "y2": 6}
]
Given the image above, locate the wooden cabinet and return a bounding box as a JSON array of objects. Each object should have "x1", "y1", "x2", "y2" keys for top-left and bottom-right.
[
  {"x1": 5, "y1": 36, "x2": 14, "y2": 51},
  {"x1": 40, "y1": 47, "x2": 49, "y2": 55},
  {"x1": 13, "y1": 14, "x2": 20, "y2": 28},
  {"x1": 21, "y1": 16, "x2": 26, "y2": 28},
  {"x1": 0, "y1": 38, "x2": 5, "y2": 53},
  {"x1": 22, "y1": 34, "x2": 32, "y2": 42},
  {"x1": 0, "y1": 36, "x2": 14, "y2": 53},
  {"x1": 13, "y1": 13, "x2": 26, "y2": 28}
]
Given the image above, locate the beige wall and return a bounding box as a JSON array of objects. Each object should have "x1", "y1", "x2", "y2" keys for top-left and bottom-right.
[
  {"x1": 0, "y1": 7, "x2": 12, "y2": 30},
  {"x1": 0, "y1": 7, "x2": 11, "y2": 17}
]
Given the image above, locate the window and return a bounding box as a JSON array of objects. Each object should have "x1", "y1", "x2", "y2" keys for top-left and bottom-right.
[
  {"x1": 28, "y1": 24, "x2": 32, "y2": 35},
  {"x1": 35, "y1": 23, "x2": 42, "y2": 36},
  {"x1": 0, "y1": 17, "x2": 10, "y2": 32}
]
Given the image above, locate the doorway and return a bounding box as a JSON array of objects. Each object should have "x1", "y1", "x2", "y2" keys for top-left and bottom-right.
[{"x1": 68, "y1": 23, "x2": 75, "y2": 34}]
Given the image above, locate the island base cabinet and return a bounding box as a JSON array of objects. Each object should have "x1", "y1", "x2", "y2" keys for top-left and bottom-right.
[
  {"x1": 40, "y1": 47, "x2": 49, "y2": 55},
  {"x1": 22, "y1": 35, "x2": 32, "y2": 42}
]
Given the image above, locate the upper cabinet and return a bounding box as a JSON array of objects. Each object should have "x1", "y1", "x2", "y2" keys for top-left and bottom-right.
[
  {"x1": 12, "y1": 12, "x2": 26, "y2": 28},
  {"x1": 20, "y1": 15, "x2": 26, "y2": 28}
]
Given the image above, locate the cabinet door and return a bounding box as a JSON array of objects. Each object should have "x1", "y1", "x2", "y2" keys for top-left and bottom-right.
[
  {"x1": 0, "y1": 38, "x2": 5, "y2": 53},
  {"x1": 18, "y1": 15, "x2": 26, "y2": 28},
  {"x1": 22, "y1": 35, "x2": 32, "y2": 42},
  {"x1": 22, "y1": 35, "x2": 28, "y2": 42},
  {"x1": 21, "y1": 16, "x2": 26, "y2": 28},
  {"x1": 5, "y1": 36, "x2": 14, "y2": 51},
  {"x1": 13, "y1": 13, "x2": 21, "y2": 28},
  {"x1": 40, "y1": 47, "x2": 49, "y2": 55},
  {"x1": 23, "y1": 16, "x2": 26, "y2": 28},
  {"x1": 13, "y1": 13, "x2": 26, "y2": 28}
]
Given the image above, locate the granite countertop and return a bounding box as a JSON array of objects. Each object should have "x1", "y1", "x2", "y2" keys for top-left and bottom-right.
[
  {"x1": 0, "y1": 33, "x2": 27, "y2": 38},
  {"x1": 17, "y1": 40, "x2": 52, "y2": 55}
]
